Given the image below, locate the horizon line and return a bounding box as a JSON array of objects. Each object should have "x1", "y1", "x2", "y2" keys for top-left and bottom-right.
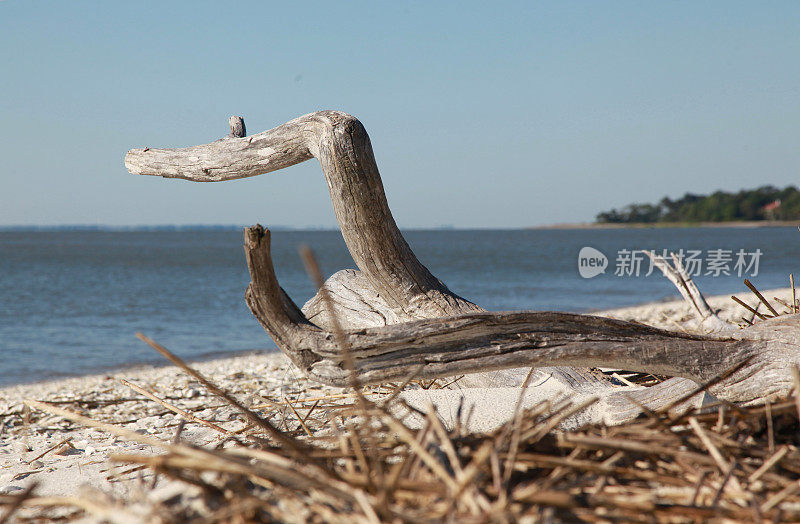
[{"x1": 0, "y1": 224, "x2": 539, "y2": 232}]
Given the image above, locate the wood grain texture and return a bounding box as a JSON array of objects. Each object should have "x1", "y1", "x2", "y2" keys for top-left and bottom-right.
[
  {"x1": 228, "y1": 116, "x2": 246, "y2": 138},
  {"x1": 125, "y1": 111, "x2": 800, "y2": 414},
  {"x1": 126, "y1": 111, "x2": 482, "y2": 324},
  {"x1": 243, "y1": 224, "x2": 799, "y2": 405},
  {"x1": 647, "y1": 251, "x2": 732, "y2": 333}
]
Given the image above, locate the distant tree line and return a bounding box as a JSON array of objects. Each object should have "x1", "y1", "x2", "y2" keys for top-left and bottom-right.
[{"x1": 596, "y1": 185, "x2": 800, "y2": 223}]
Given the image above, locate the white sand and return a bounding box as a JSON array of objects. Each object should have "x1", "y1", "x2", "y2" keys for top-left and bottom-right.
[
  {"x1": 0, "y1": 352, "x2": 336, "y2": 500},
  {"x1": 1, "y1": 288, "x2": 791, "y2": 500},
  {"x1": 593, "y1": 286, "x2": 795, "y2": 330}
]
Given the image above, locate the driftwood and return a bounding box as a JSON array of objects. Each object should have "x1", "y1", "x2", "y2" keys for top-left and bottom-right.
[
  {"x1": 125, "y1": 111, "x2": 482, "y2": 327},
  {"x1": 646, "y1": 251, "x2": 732, "y2": 333},
  {"x1": 125, "y1": 111, "x2": 800, "y2": 414}
]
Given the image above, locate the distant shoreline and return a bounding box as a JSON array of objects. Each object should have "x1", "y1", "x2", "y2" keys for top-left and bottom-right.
[
  {"x1": 2, "y1": 221, "x2": 798, "y2": 232},
  {"x1": 530, "y1": 220, "x2": 800, "y2": 230}
]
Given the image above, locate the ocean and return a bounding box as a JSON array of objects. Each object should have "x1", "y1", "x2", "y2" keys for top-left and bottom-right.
[{"x1": 1, "y1": 226, "x2": 797, "y2": 385}]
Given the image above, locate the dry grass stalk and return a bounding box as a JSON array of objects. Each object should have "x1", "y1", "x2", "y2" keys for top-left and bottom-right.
[
  {"x1": 731, "y1": 295, "x2": 770, "y2": 320},
  {"x1": 120, "y1": 378, "x2": 231, "y2": 436},
  {"x1": 134, "y1": 333, "x2": 302, "y2": 453},
  {"x1": 744, "y1": 279, "x2": 780, "y2": 317},
  {"x1": 24, "y1": 438, "x2": 73, "y2": 465},
  {"x1": 0, "y1": 483, "x2": 37, "y2": 524}
]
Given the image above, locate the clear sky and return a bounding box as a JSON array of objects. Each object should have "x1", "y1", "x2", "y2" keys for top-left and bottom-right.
[{"x1": 1, "y1": 1, "x2": 798, "y2": 228}]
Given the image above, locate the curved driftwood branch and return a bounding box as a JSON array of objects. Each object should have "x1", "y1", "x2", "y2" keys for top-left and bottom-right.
[{"x1": 126, "y1": 111, "x2": 481, "y2": 325}]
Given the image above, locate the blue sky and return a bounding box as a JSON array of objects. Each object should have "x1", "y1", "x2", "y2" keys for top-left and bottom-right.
[{"x1": 1, "y1": 1, "x2": 798, "y2": 228}]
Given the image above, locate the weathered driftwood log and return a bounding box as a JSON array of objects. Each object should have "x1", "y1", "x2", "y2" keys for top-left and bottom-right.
[
  {"x1": 242, "y1": 225, "x2": 798, "y2": 404},
  {"x1": 125, "y1": 111, "x2": 800, "y2": 411}
]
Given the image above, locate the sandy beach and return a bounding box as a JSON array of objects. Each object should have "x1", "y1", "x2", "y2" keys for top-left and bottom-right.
[{"x1": 1, "y1": 287, "x2": 794, "y2": 508}]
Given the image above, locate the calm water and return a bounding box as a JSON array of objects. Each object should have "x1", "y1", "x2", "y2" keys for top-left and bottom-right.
[{"x1": 1, "y1": 227, "x2": 798, "y2": 385}]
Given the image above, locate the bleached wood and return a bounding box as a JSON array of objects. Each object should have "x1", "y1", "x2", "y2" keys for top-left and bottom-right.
[
  {"x1": 125, "y1": 111, "x2": 482, "y2": 324},
  {"x1": 400, "y1": 376, "x2": 711, "y2": 431},
  {"x1": 125, "y1": 111, "x2": 800, "y2": 421},
  {"x1": 228, "y1": 116, "x2": 246, "y2": 138},
  {"x1": 301, "y1": 269, "x2": 408, "y2": 329},
  {"x1": 647, "y1": 251, "x2": 733, "y2": 333},
  {"x1": 243, "y1": 225, "x2": 799, "y2": 405}
]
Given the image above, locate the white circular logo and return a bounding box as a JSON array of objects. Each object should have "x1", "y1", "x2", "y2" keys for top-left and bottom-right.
[{"x1": 578, "y1": 247, "x2": 608, "y2": 279}]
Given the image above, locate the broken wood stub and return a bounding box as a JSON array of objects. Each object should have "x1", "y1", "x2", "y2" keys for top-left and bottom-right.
[{"x1": 228, "y1": 116, "x2": 246, "y2": 138}]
